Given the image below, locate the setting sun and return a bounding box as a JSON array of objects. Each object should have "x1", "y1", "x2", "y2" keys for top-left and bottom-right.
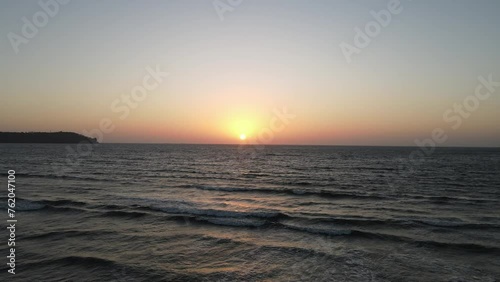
[{"x1": 224, "y1": 117, "x2": 264, "y2": 143}]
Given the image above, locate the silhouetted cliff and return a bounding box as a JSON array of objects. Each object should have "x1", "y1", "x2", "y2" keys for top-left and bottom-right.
[{"x1": 0, "y1": 132, "x2": 98, "y2": 144}]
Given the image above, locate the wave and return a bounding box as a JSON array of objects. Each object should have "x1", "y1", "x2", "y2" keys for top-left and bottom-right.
[
  {"x1": 300, "y1": 215, "x2": 500, "y2": 230},
  {"x1": 16, "y1": 255, "x2": 192, "y2": 281},
  {"x1": 350, "y1": 230, "x2": 500, "y2": 253},
  {"x1": 11, "y1": 195, "x2": 500, "y2": 233},
  {"x1": 131, "y1": 203, "x2": 500, "y2": 232},
  {"x1": 44, "y1": 205, "x2": 85, "y2": 213},
  {"x1": 41, "y1": 199, "x2": 88, "y2": 207},
  {"x1": 0, "y1": 197, "x2": 46, "y2": 211},
  {"x1": 416, "y1": 239, "x2": 500, "y2": 253},
  {"x1": 197, "y1": 216, "x2": 267, "y2": 227},
  {"x1": 299, "y1": 215, "x2": 396, "y2": 227},
  {"x1": 99, "y1": 210, "x2": 147, "y2": 218},
  {"x1": 17, "y1": 200, "x2": 46, "y2": 211},
  {"x1": 178, "y1": 184, "x2": 387, "y2": 200},
  {"x1": 73, "y1": 207, "x2": 275, "y2": 228},
  {"x1": 0, "y1": 197, "x2": 93, "y2": 213},
  {"x1": 355, "y1": 166, "x2": 397, "y2": 171},
  {"x1": 411, "y1": 218, "x2": 500, "y2": 229},
  {"x1": 21, "y1": 230, "x2": 115, "y2": 240},
  {"x1": 195, "y1": 222, "x2": 497, "y2": 262},
  {"x1": 211, "y1": 215, "x2": 500, "y2": 252},
  {"x1": 24, "y1": 255, "x2": 119, "y2": 269},
  {"x1": 408, "y1": 195, "x2": 498, "y2": 204},
  {"x1": 278, "y1": 180, "x2": 314, "y2": 186},
  {"x1": 0, "y1": 172, "x2": 113, "y2": 182},
  {"x1": 14, "y1": 177, "x2": 492, "y2": 205},
  {"x1": 95, "y1": 195, "x2": 500, "y2": 232},
  {"x1": 143, "y1": 205, "x2": 286, "y2": 220},
  {"x1": 11, "y1": 197, "x2": 499, "y2": 254},
  {"x1": 196, "y1": 233, "x2": 339, "y2": 259},
  {"x1": 241, "y1": 172, "x2": 270, "y2": 178},
  {"x1": 279, "y1": 222, "x2": 352, "y2": 236}
]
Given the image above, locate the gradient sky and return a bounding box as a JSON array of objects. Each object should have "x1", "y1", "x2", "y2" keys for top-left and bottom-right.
[{"x1": 1, "y1": 0, "x2": 499, "y2": 146}]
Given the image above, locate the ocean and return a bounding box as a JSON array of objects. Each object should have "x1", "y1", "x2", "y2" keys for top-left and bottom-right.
[{"x1": 1, "y1": 144, "x2": 499, "y2": 281}]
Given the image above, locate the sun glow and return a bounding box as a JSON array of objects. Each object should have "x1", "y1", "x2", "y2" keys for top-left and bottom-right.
[{"x1": 224, "y1": 117, "x2": 263, "y2": 143}]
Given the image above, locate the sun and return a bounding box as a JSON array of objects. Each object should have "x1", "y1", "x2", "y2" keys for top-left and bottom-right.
[{"x1": 239, "y1": 133, "x2": 247, "y2": 140}]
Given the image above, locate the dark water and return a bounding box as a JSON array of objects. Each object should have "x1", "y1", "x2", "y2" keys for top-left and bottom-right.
[{"x1": 1, "y1": 144, "x2": 499, "y2": 281}]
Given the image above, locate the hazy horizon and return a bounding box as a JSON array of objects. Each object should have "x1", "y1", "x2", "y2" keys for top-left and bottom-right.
[
  {"x1": 3, "y1": 131, "x2": 500, "y2": 148},
  {"x1": 1, "y1": 0, "x2": 499, "y2": 146}
]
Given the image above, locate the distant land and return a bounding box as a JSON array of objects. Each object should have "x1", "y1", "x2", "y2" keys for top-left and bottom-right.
[{"x1": 0, "y1": 132, "x2": 98, "y2": 144}]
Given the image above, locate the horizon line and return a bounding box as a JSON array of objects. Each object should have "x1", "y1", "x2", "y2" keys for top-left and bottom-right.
[
  {"x1": 95, "y1": 142, "x2": 500, "y2": 149},
  {"x1": 1, "y1": 132, "x2": 498, "y2": 148}
]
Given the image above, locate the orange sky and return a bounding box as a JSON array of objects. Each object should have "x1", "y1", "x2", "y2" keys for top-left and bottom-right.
[{"x1": 1, "y1": 1, "x2": 499, "y2": 146}]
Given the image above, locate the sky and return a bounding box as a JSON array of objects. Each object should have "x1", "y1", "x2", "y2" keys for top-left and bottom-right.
[{"x1": 1, "y1": 0, "x2": 499, "y2": 146}]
